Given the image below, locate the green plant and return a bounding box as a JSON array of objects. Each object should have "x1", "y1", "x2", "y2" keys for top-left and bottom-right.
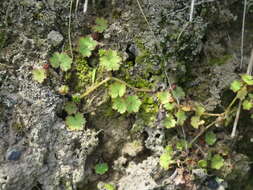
[
  {"x1": 159, "y1": 145, "x2": 175, "y2": 170},
  {"x1": 103, "y1": 184, "x2": 116, "y2": 190},
  {"x1": 64, "y1": 102, "x2": 78, "y2": 115},
  {"x1": 92, "y1": 18, "x2": 108, "y2": 33},
  {"x1": 65, "y1": 112, "x2": 86, "y2": 130},
  {"x1": 50, "y1": 52, "x2": 72, "y2": 71},
  {"x1": 198, "y1": 160, "x2": 207, "y2": 168},
  {"x1": 58, "y1": 85, "x2": 69, "y2": 95},
  {"x1": 78, "y1": 36, "x2": 97, "y2": 57},
  {"x1": 37, "y1": 18, "x2": 253, "y2": 178},
  {"x1": 32, "y1": 68, "x2": 47, "y2": 83},
  {"x1": 99, "y1": 49, "x2": 121, "y2": 71},
  {"x1": 211, "y1": 154, "x2": 224, "y2": 170},
  {"x1": 205, "y1": 131, "x2": 217, "y2": 146},
  {"x1": 95, "y1": 163, "x2": 109, "y2": 175}
]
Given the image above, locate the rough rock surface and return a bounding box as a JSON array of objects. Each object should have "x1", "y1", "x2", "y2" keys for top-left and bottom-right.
[
  {"x1": 0, "y1": 1, "x2": 98, "y2": 189},
  {"x1": 1, "y1": 0, "x2": 253, "y2": 190}
]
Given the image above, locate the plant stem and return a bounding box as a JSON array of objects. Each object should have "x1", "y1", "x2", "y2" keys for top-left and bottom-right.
[
  {"x1": 80, "y1": 77, "x2": 153, "y2": 99},
  {"x1": 226, "y1": 96, "x2": 238, "y2": 111},
  {"x1": 202, "y1": 112, "x2": 224, "y2": 117},
  {"x1": 80, "y1": 77, "x2": 111, "y2": 99},
  {"x1": 189, "y1": 120, "x2": 218, "y2": 147}
]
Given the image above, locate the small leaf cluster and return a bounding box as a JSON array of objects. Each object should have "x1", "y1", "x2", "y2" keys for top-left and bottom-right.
[
  {"x1": 159, "y1": 145, "x2": 175, "y2": 170},
  {"x1": 77, "y1": 35, "x2": 121, "y2": 71},
  {"x1": 32, "y1": 68, "x2": 47, "y2": 83},
  {"x1": 157, "y1": 89, "x2": 206, "y2": 129},
  {"x1": 198, "y1": 154, "x2": 224, "y2": 170},
  {"x1": 92, "y1": 17, "x2": 108, "y2": 33},
  {"x1": 109, "y1": 82, "x2": 142, "y2": 114},
  {"x1": 95, "y1": 163, "x2": 109, "y2": 175},
  {"x1": 230, "y1": 74, "x2": 253, "y2": 111},
  {"x1": 64, "y1": 102, "x2": 86, "y2": 130}
]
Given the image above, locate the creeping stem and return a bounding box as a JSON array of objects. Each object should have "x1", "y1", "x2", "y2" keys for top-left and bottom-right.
[{"x1": 80, "y1": 77, "x2": 153, "y2": 99}]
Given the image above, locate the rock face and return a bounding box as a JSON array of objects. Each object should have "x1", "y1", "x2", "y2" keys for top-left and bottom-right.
[
  {"x1": 0, "y1": 1, "x2": 98, "y2": 189},
  {"x1": 1, "y1": 0, "x2": 253, "y2": 190}
]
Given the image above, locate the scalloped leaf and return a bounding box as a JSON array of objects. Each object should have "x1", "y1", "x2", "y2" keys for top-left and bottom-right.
[
  {"x1": 126, "y1": 95, "x2": 142, "y2": 113},
  {"x1": 109, "y1": 82, "x2": 126, "y2": 98},
  {"x1": 99, "y1": 49, "x2": 121, "y2": 71},
  {"x1": 242, "y1": 99, "x2": 253, "y2": 110},
  {"x1": 95, "y1": 163, "x2": 109, "y2": 175},
  {"x1": 92, "y1": 18, "x2": 108, "y2": 33},
  {"x1": 112, "y1": 97, "x2": 127, "y2": 114},
  {"x1": 205, "y1": 131, "x2": 217, "y2": 146},
  {"x1": 32, "y1": 68, "x2": 47, "y2": 83},
  {"x1": 78, "y1": 36, "x2": 98, "y2": 57},
  {"x1": 230, "y1": 80, "x2": 243, "y2": 92},
  {"x1": 66, "y1": 112, "x2": 86, "y2": 130},
  {"x1": 64, "y1": 102, "x2": 78, "y2": 115},
  {"x1": 241, "y1": 74, "x2": 253, "y2": 85},
  {"x1": 211, "y1": 154, "x2": 224, "y2": 170},
  {"x1": 163, "y1": 114, "x2": 176, "y2": 128},
  {"x1": 191, "y1": 116, "x2": 204, "y2": 129},
  {"x1": 49, "y1": 52, "x2": 72, "y2": 71},
  {"x1": 157, "y1": 91, "x2": 173, "y2": 104}
]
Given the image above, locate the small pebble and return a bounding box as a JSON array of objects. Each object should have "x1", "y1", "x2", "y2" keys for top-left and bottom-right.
[
  {"x1": 6, "y1": 149, "x2": 22, "y2": 161},
  {"x1": 47, "y1": 30, "x2": 63, "y2": 47}
]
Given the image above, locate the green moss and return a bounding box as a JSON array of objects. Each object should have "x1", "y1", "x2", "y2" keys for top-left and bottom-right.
[
  {"x1": 137, "y1": 93, "x2": 158, "y2": 126},
  {"x1": 208, "y1": 54, "x2": 232, "y2": 66},
  {"x1": 66, "y1": 57, "x2": 93, "y2": 92}
]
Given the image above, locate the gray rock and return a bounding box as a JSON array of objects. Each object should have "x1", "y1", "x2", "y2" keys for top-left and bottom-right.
[
  {"x1": 6, "y1": 149, "x2": 22, "y2": 161},
  {"x1": 117, "y1": 156, "x2": 159, "y2": 190},
  {"x1": 47, "y1": 30, "x2": 64, "y2": 47}
]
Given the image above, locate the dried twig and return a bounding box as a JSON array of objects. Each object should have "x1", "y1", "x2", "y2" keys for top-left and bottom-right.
[
  {"x1": 231, "y1": 49, "x2": 253, "y2": 138},
  {"x1": 190, "y1": 0, "x2": 196, "y2": 22},
  {"x1": 240, "y1": 0, "x2": 247, "y2": 69},
  {"x1": 68, "y1": 0, "x2": 74, "y2": 58},
  {"x1": 231, "y1": 0, "x2": 249, "y2": 138}
]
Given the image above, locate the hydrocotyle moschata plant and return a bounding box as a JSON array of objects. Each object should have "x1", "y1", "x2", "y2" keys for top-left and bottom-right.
[{"x1": 32, "y1": 18, "x2": 253, "y2": 174}]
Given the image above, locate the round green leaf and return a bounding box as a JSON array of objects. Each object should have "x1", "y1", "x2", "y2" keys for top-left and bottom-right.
[
  {"x1": 109, "y1": 82, "x2": 126, "y2": 98},
  {"x1": 198, "y1": 160, "x2": 207, "y2": 168},
  {"x1": 211, "y1": 154, "x2": 224, "y2": 170},
  {"x1": 64, "y1": 102, "x2": 78, "y2": 115},
  {"x1": 32, "y1": 68, "x2": 47, "y2": 83},
  {"x1": 92, "y1": 18, "x2": 108, "y2": 33},
  {"x1": 99, "y1": 49, "x2": 121, "y2": 71},
  {"x1": 78, "y1": 36, "x2": 97, "y2": 57},
  {"x1": 163, "y1": 114, "x2": 176, "y2": 128},
  {"x1": 112, "y1": 97, "x2": 127, "y2": 114},
  {"x1": 205, "y1": 131, "x2": 217, "y2": 146},
  {"x1": 242, "y1": 99, "x2": 253, "y2": 110},
  {"x1": 126, "y1": 95, "x2": 142, "y2": 113},
  {"x1": 230, "y1": 80, "x2": 243, "y2": 92},
  {"x1": 241, "y1": 74, "x2": 253, "y2": 85},
  {"x1": 95, "y1": 163, "x2": 109, "y2": 175},
  {"x1": 66, "y1": 112, "x2": 86, "y2": 130}
]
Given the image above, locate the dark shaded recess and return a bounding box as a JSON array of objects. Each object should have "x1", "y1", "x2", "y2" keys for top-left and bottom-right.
[
  {"x1": 31, "y1": 182, "x2": 43, "y2": 190},
  {"x1": 230, "y1": 110, "x2": 253, "y2": 189}
]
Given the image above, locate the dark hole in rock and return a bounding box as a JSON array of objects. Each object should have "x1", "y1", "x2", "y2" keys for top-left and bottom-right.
[
  {"x1": 31, "y1": 181, "x2": 43, "y2": 190},
  {"x1": 205, "y1": 176, "x2": 220, "y2": 190},
  {"x1": 72, "y1": 139, "x2": 82, "y2": 150},
  {"x1": 56, "y1": 109, "x2": 68, "y2": 120},
  {"x1": 143, "y1": 131, "x2": 149, "y2": 141},
  {"x1": 155, "y1": 134, "x2": 160, "y2": 139},
  {"x1": 126, "y1": 43, "x2": 138, "y2": 63}
]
